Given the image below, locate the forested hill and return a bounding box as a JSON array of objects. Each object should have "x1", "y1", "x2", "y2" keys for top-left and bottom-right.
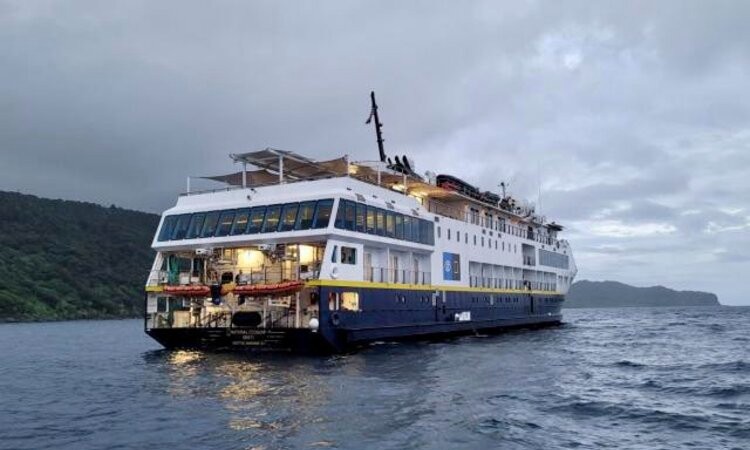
[
  {"x1": 566, "y1": 280, "x2": 720, "y2": 308},
  {"x1": 0, "y1": 191, "x2": 159, "y2": 322}
]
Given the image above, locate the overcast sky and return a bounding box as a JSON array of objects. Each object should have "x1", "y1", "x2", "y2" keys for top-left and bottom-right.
[{"x1": 1, "y1": 1, "x2": 748, "y2": 304}]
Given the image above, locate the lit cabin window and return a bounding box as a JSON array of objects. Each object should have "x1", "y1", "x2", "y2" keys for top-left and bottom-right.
[
  {"x1": 385, "y1": 211, "x2": 395, "y2": 238},
  {"x1": 279, "y1": 203, "x2": 299, "y2": 232},
  {"x1": 215, "y1": 210, "x2": 236, "y2": 236},
  {"x1": 341, "y1": 292, "x2": 360, "y2": 311},
  {"x1": 262, "y1": 205, "x2": 282, "y2": 232},
  {"x1": 376, "y1": 209, "x2": 385, "y2": 236},
  {"x1": 366, "y1": 206, "x2": 376, "y2": 234},
  {"x1": 246, "y1": 207, "x2": 266, "y2": 234},
  {"x1": 295, "y1": 201, "x2": 316, "y2": 230},
  {"x1": 230, "y1": 208, "x2": 250, "y2": 235},
  {"x1": 355, "y1": 203, "x2": 366, "y2": 232}
]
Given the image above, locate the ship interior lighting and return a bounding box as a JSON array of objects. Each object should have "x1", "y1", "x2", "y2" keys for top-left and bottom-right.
[{"x1": 237, "y1": 249, "x2": 265, "y2": 268}]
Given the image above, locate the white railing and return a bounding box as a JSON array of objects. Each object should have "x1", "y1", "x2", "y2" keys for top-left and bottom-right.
[
  {"x1": 468, "y1": 276, "x2": 557, "y2": 292},
  {"x1": 364, "y1": 266, "x2": 431, "y2": 285}
]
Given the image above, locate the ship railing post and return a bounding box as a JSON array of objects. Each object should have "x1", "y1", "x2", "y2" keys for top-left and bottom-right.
[
  {"x1": 242, "y1": 162, "x2": 247, "y2": 188},
  {"x1": 186, "y1": 176, "x2": 191, "y2": 194},
  {"x1": 279, "y1": 154, "x2": 284, "y2": 184}
]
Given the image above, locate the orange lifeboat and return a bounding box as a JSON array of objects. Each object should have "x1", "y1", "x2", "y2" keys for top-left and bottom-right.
[
  {"x1": 163, "y1": 285, "x2": 211, "y2": 297},
  {"x1": 233, "y1": 280, "x2": 306, "y2": 297}
]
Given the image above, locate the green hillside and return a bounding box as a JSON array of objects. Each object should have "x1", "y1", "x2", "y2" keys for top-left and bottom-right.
[{"x1": 0, "y1": 191, "x2": 159, "y2": 322}]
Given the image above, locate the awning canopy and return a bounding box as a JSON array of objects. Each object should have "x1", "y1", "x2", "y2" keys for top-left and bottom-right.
[{"x1": 200, "y1": 148, "x2": 349, "y2": 187}]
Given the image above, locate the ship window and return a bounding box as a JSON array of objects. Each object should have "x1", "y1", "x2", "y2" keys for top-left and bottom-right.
[
  {"x1": 186, "y1": 213, "x2": 206, "y2": 239},
  {"x1": 331, "y1": 245, "x2": 338, "y2": 263},
  {"x1": 376, "y1": 209, "x2": 385, "y2": 236},
  {"x1": 335, "y1": 200, "x2": 346, "y2": 229},
  {"x1": 312, "y1": 199, "x2": 333, "y2": 228},
  {"x1": 385, "y1": 211, "x2": 395, "y2": 238},
  {"x1": 295, "y1": 201, "x2": 316, "y2": 230},
  {"x1": 473, "y1": 235, "x2": 477, "y2": 246},
  {"x1": 421, "y1": 220, "x2": 434, "y2": 245},
  {"x1": 262, "y1": 205, "x2": 282, "y2": 232},
  {"x1": 395, "y1": 214, "x2": 404, "y2": 239},
  {"x1": 366, "y1": 206, "x2": 376, "y2": 234},
  {"x1": 481, "y1": 236, "x2": 484, "y2": 247},
  {"x1": 170, "y1": 214, "x2": 191, "y2": 240},
  {"x1": 345, "y1": 201, "x2": 356, "y2": 230},
  {"x1": 230, "y1": 208, "x2": 250, "y2": 235},
  {"x1": 341, "y1": 246, "x2": 356, "y2": 265},
  {"x1": 200, "y1": 211, "x2": 220, "y2": 238},
  {"x1": 456, "y1": 231, "x2": 460, "y2": 242},
  {"x1": 341, "y1": 292, "x2": 360, "y2": 311},
  {"x1": 447, "y1": 228, "x2": 451, "y2": 240},
  {"x1": 215, "y1": 210, "x2": 236, "y2": 237},
  {"x1": 355, "y1": 203, "x2": 366, "y2": 232},
  {"x1": 246, "y1": 207, "x2": 266, "y2": 234},
  {"x1": 411, "y1": 217, "x2": 420, "y2": 243},
  {"x1": 279, "y1": 203, "x2": 299, "y2": 232},
  {"x1": 157, "y1": 216, "x2": 178, "y2": 241},
  {"x1": 403, "y1": 215, "x2": 412, "y2": 241}
]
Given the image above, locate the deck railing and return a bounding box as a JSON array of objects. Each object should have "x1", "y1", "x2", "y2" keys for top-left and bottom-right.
[{"x1": 364, "y1": 266, "x2": 431, "y2": 285}]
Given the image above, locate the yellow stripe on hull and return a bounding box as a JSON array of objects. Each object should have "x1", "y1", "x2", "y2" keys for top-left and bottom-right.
[{"x1": 304, "y1": 279, "x2": 562, "y2": 296}]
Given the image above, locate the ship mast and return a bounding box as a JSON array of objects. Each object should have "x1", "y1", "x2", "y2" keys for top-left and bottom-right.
[{"x1": 366, "y1": 91, "x2": 386, "y2": 162}]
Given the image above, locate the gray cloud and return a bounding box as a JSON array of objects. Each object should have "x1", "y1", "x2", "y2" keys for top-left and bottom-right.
[{"x1": 1, "y1": 0, "x2": 748, "y2": 304}]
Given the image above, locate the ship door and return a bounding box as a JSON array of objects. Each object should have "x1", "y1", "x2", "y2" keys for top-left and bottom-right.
[{"x1": 432, "y1": 291, "x2": 444, "y2": 322}]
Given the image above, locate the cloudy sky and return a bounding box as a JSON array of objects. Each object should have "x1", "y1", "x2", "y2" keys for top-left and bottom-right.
[{"x1": 1, "y1": 1, "x2": 748, "y2": 304}]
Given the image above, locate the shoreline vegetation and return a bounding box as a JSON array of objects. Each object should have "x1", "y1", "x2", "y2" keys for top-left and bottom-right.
[{"x1": 0, "y1": 191, "x2": 719, "y2": 323}]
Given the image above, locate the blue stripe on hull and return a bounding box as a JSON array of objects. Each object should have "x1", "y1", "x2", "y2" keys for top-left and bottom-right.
[{"x1": 318, "y1": 286, "x2": 564, "y2": 349}]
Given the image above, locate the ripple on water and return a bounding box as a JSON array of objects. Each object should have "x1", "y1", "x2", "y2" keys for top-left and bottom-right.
[{"x1": 0, "y1": 307, "x2": 749, "y2": 450}]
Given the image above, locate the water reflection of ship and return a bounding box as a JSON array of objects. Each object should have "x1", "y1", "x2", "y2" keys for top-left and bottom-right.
[{"x1": 144, "y1": 341, "x2": 448, "y2": 445}]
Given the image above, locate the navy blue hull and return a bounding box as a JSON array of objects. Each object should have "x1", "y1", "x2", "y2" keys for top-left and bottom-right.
[{"x1": 146, "y1": 287, "x2": 564, "y2": 353}]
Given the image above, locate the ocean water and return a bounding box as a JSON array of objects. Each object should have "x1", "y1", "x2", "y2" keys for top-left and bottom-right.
[{"x1": 0, "y1": 307, "x2": 748, "y2": 450}]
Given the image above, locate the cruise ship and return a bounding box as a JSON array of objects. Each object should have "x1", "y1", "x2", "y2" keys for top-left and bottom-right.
[{"x1": 144, "y1": 96, "x2": 577, "y2": 353}]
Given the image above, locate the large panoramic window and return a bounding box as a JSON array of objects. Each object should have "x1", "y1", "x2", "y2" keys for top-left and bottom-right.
[
  {"x1": 154, "y1": 198, "x2": 335, "y2": 242},
  {"x1": 279, "y1": 203, "x2": 299, "y2": 232},
  {"x1": 157, "y1": 216, "x2": 178, "y2": 241},
  {"x1": 312, "y1": 199, "x2": 333, "y2": 228},
  {"x1": 186, "y1": 213, "x2": 205, "y2": 239},
  {"x1": 262, "y1": 205, "x2": 282, "y2": 233},
  {"x1": 295, "y1": 201, "x2": 316, "y2": 230},
  {"x1": 230, "y1": 208, "x2": 250, "y2": 235},
  {"x1": 200, "y1": 211, "x2": 220, "y2": 238},
  {"x1": 170, "y1": 214, "x2": 191, "y2": 240},
  {"x1": 333, "y1": 199, "x2": 435, "y2": 245},
  {"x1": 215, "y1": 210, "x2": 236, "y2": 237},
  {"x1": 246, "y1": 207, "x2": 266, "y2": 234}
]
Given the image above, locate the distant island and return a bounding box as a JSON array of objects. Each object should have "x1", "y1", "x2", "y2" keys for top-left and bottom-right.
[
  {"x1": 565, "y1": 280, "x2": 720, "y2": 308},
  {"x1": 0, "y1": 190, "x2": 720, "y2": 322}
]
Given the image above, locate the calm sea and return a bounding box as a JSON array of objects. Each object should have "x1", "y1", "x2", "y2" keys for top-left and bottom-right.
[{"x1": 0, "y1": 307, "x2": 748, "y2": 450}]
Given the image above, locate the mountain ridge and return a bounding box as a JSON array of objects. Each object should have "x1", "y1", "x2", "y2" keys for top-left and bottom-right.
[{"x1": 565, "y1": 279, "x2": 720, "y2": 308}]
